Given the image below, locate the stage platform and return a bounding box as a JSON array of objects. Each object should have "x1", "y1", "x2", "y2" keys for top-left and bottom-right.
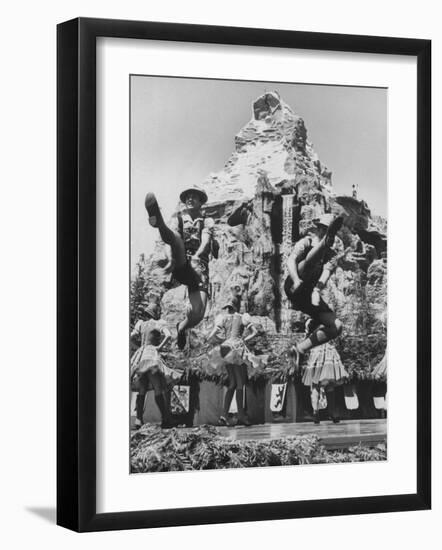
[{"x1": 217, "y1": 419, "x2": 387, "y2": 450}]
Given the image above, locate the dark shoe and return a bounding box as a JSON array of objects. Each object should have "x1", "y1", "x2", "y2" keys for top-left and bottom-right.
[
  {"x1": 326, "y1": 390, "x2": 340, "y2": 423},
  {"x1": 145, "y1": 193, "x2": 164, "y2": 228},
  {"x1": 218, "y1": 415, "x2": 229, "y2": 426},
  {"x1": 313, "y1": 412, "x2": 321, "y2": 424},
  {"x1": 135, "y1": 393, "x2": 146, "y2": 426},
  {"x1": 154, "y1": 394, "x2": 174, "y2": 429},
  {"x1": 235, "y1": 388, "x2": 250, "y2": 426},
  {"x1": 161, "y1": 418, "x2": 175, "y2": 429},
  {"x1": 176, "y1": 323, "x2": 187, "y2": 350},
  {"x1": 325, "y1": 216, "x2": 344, "y2": 246},
  {"x1": 237, "y1": 416, "x2": 252, "y2": 427}
]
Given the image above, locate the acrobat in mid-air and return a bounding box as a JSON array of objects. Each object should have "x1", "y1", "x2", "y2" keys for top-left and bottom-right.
[
  {"x1": 145, "y1": 185, "x2": 215, "y2": 349},
  {"x1": 284, "y1": 213, "x2": 345, "y2": 366}
]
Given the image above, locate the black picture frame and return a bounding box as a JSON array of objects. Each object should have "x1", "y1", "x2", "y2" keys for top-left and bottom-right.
[{"x1": 57, "y1": 17, "x2": 431, "y2": 532}]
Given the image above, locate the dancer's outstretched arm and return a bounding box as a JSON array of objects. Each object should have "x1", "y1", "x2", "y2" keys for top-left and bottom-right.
[
  {"x1": 207, "y1": 314, "x2": 225, "y2": 344},
  {"x1": 243, "y1": 315, "x2": 258, "y2": 343},
  {"x1": 311, "y1": 247, "x2": 350, "y2": 304},
  {"x1": 311, "y1": 266, "x2": 330, "y2": 306},
  {"x1": 130, "y1": 320, "x2": 143, "y2": 339},
  {"x1": 157, "y1": 327, "x2": 171, "y2": 351},
  {"x1": 192, "y1": 218, "x2": 214, "y2": 259},
  {"x1": 317, "y1": 265, "x2": 332, "y2": 288},
  {"x1": 287, "y1": 249, "x2": 302, "y2": 291},
  {"x1": 193, "y1": 232, "x2": 210, "y2": 259},
  {"x1": 243, "y1": 325, "x2": 258, "y2": 343}
]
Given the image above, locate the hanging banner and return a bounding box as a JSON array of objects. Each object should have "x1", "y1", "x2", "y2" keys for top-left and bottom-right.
[
  {"x1": 344, "y1": 384, "x2": 359, "y2": 410},
  {"x1": 373, "y1": 395, "x2": 387, "y2": 410},
  {"x1": 318, "y1": 387, "x2": 328, "y2": 410},
  {"x1": 170, "y1": 385, "x2": 190, "y2": 415},
  {"x1": 227, "y1": 388, "x2": 246, "y2": 414},
  {"x1": 270, "y1": 383, "x2": 287, "y2": 413}
]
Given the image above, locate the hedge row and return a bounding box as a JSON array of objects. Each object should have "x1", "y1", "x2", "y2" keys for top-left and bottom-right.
[{"x1": 130, "y1": 424, "x2": 386, "y2": 473}]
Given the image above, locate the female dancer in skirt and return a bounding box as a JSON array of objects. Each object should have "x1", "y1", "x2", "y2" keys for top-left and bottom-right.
[
  {"x1": 130, "y1": 302, "x2": 179, "y2": 429},
  {"x1": 207, "y1": 301, "x2": 264, "y2": 426},
  {"x1": 302, "y1": 320, "x2": 348, "y2": 424},
  {"x1": 372, "y1": 353, "x2": 387, "y2": 380}
]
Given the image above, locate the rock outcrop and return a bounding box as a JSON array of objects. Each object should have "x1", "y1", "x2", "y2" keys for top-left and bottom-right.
[{"x1": 132, "y1": 91, "x2": 387, "y2": 377}]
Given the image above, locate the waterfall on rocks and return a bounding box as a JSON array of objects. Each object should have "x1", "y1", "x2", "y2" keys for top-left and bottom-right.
[{"x1": 280, "y1": 194, "x2": 295, "y2": 332}]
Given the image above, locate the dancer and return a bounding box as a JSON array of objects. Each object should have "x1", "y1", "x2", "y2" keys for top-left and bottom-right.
[
  {"x1": 145, "y1": 186, "x2": 214, "y2": 350},
  {"x1": 302, "y1": 320, "x2": 348, "y2": 424},
  {"x1": 372, "y1": 353, "x2": 387, "y2": 380},
  {"x1": 207, "y1": 301, "x2": 260, "y2": 427},
  {"x1": 284, "y1": 214, "x2": 344, "y2": 366},
  {"x1": 130, "y1": 302, "x2": 176, "y2": 429}
]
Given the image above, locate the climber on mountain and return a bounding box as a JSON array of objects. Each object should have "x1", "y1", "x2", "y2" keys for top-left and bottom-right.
[
  {"x1": 144, "y1": 186, "x2": 215, "y2": 350},
  {"x1": 284, "y1": 213, "x2": 344, "y2": 366}
]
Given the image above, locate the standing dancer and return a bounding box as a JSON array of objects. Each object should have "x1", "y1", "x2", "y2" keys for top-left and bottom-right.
[
  {"x1": 284, "y1": 214, "x2": 344, "y2": 366},
  {"x1": 207, "y1": 301, "x2": 261, "y2": 427},
  {"x1": 302, "y1": 321, "x2": 348, "y2": 424},
  {"x1": 145, "y1": 186, "x2": 214, "y2": 350},
  {"x1": 130, "y1": 302, "x2": 175, "y2": 429}
]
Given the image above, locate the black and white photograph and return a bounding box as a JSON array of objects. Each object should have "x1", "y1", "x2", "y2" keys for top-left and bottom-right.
[
  {"x1": 129, "y1": 76, "x2": 388, "y2": 473},
  {"x1": 0, "y1": 0, "x2": 435, "y2": 542}
]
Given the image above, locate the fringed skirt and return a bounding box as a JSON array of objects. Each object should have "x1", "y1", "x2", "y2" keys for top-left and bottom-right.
[
  {"x1": 130, "y1": 345, "x2": 181, "y2": 391},
  {"x1": 302, "y1": 343, "x2": 348, "y2": 388},
  {"x1": 207, "y1": 337, "x2": 268, "y2": 375},
  {"x1": 372, "y1": 354, "x2": 387, "y2": 380}
]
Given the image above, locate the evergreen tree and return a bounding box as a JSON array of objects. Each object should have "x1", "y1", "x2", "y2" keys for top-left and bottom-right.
[{"x1": 130, "y1": 254, "x2": 149, "y2": 328}]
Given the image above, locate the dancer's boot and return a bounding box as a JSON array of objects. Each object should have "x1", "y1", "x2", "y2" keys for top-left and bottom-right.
[
  {"x1": 235, "y1": 389, "x2": 251, "y2": 426},
  {"x1": 135, "y1": 393, "x2": 146, "y2": 429},
  {"x1": 145, "y1": 193, "x2": 165, "y2": 228},
  {"x1": 155, "y1": 393, "x2": 174, "y2": 429},
  {"x1": 324, "y1": 216, "x2": 344, "y2": 247},
  {"x1": 219, "y1": 388, "x2": 235, "y2": 426},
  {"x1": 327, "y1": 390, "x2": 340, "y2": 423}
]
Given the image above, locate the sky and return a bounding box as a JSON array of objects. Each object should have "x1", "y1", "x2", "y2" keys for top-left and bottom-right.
[{"x1": 131, "y1": 76, "x2": 387, "y2": 269}]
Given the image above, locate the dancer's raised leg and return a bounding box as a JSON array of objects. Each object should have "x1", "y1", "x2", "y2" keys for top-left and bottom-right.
[
  {"x1": 177, "y1": 290, "x2": 208, "y2": 349},
  {"x1": 145, "y1": 193, "x2": 187, "y2": 268},
  {"x1": 297, "y1": 311, "x2": 343, "y2": 354},
  {"x1": 220, "y1": 365, "x2": 236, "y2": 426},
  {"x1": 311, "y1": 386, "x2": 320, "y2": 424},
  {"x1": 298, "y1": 216, "x2": 343, "y2": 279},
  {"x1": 234, "y1": 366, "x2": 250, "y2": 426}
]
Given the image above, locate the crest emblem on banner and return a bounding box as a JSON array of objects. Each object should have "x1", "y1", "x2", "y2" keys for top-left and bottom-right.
[
  {"x1": 170, "y1": 385, "x2": 190, "y2": 415},
  {"x1": 270, "y1": 383, "x2": 287, "y2": 412}
]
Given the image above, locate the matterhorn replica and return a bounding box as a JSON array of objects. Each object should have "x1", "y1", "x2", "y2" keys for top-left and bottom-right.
[{"x1": 131, "y1": 91, "x2": 387, "y2": 380}]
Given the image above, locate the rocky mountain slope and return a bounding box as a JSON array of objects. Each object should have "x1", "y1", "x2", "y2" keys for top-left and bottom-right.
[{"x1": 132, "y1": 91, "x2": 387, "y2": 379}]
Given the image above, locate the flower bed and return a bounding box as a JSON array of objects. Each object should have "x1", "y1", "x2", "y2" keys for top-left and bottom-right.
[{"x1": 130, "y1": 424, "x2": 386, "y2": 473}]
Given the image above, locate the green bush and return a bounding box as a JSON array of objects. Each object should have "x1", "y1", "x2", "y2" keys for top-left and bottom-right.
[{"x1": 130, "y1": 424, "x2": 386, "y2": 473}]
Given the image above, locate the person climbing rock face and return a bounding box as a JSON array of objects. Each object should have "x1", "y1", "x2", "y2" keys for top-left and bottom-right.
[
  {"x1": 284, "y1": 214, "x2": 344, "y2": 366},
  {"x1": 144, "y1": 186, "x2": 215, "y2": 350}
]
